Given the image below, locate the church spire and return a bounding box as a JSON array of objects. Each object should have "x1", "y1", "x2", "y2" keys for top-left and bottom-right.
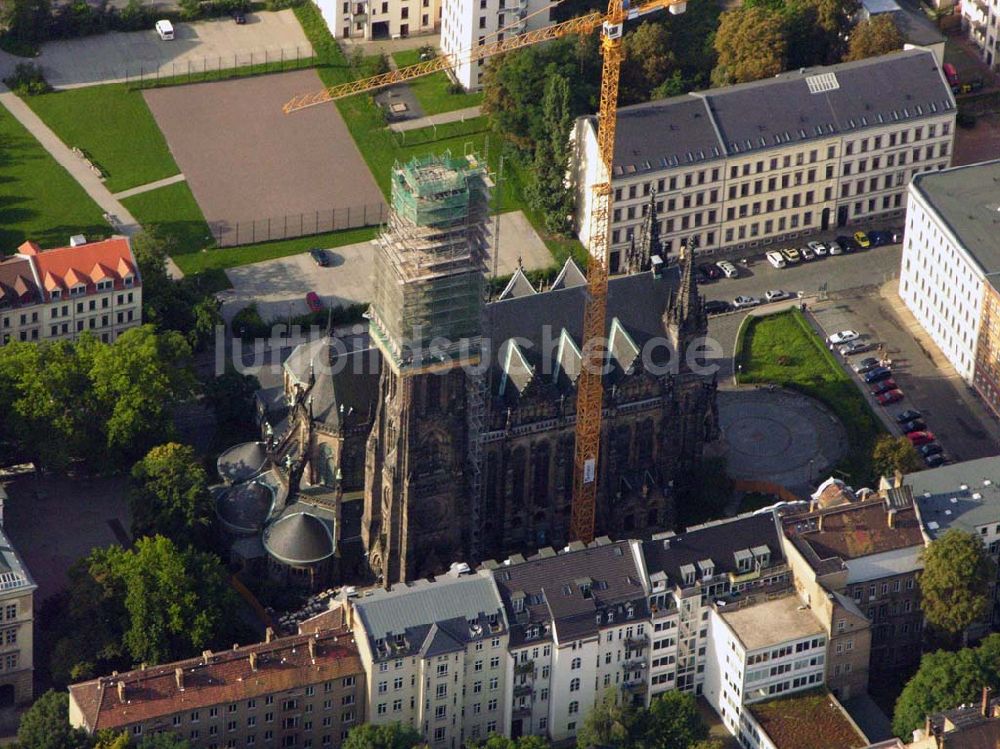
[
  {"x1": 664, "y1": 239, "x2": 707, "y2": 366},
  {"x1": 624, "y1": 190, "x2": 661, "y2": 275}
]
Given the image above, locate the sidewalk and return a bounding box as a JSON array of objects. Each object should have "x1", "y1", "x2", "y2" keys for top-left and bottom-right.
[
  {"x1": 0, "y1": 83, "x2": 184, "y2": 278},
  {"x1": 388, "y1": 104, "x2": 481, "y2": 132}
]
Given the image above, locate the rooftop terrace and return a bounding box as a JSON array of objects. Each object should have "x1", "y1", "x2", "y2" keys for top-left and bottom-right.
[{"x1": 748, "y1": 689, "x2": 867, "y2": 749}]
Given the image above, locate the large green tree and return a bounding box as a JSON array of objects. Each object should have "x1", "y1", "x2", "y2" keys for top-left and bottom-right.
[
  {"x1": 845, "y1": 14, "x2": 903, "y2": 62},
  {"x1": 0, "y1": 0, "x2": 51, "y2": 45},
  {"x1": 529, "y1": 73, "x2": 576, "y2": 235},
  {"x1": 204, "y1": 369, "x2": 262, "y2": 434},
  {"x1": 620, "y1": 21, "x2": 676, "y2": 105},
  {"x1": 577, "y1": 690, "x2": 641, "y2": 749},
  {"x1": 711, "y1": 6, "x2": 787, "y2": 86},
  {"x1": 920, "y1": 529, "x2": 996, "y2": 642},
  {"x1": 871, "y1": 434, "x2": 923, "y2": 478},
  {"x1": 578, "y1": 689, "x2": 708, "y2": 749},
  {"x1": 342, "y1": 722, "x2": 424, "y2": 749},
  {"x1": 130, "y1": 442, "x2": 214, "y2": 547},
  {"x1": 16, "y1": 690, "x2": 91, "y2": 749}
]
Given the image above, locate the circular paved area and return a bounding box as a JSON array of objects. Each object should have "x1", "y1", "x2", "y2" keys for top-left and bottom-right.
[{"x1": 718, "y1": 387, "x2": 848, "y2": 491}]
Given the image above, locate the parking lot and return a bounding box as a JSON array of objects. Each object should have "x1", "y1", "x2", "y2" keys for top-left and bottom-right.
[{"x1": 31, "y1": 10, "x2": 311, "y2": 88}]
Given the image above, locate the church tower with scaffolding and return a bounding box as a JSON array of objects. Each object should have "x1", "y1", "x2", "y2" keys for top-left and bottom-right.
[{"x1": 363, "y1": 153, "x2": 490, "y2": 585}]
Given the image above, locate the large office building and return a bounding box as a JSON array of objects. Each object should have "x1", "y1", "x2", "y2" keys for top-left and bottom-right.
[
  {"x1": 440, "y1": 0, "x2": 553, "y2": 91},
  {"x1": 0, "y1": 237, "x2": 142, "y2": 346},
  {"x1": 897, "y1": 160, "x2": 1000, "y2": 415},
  {"x1": 572, "y1": 49, "x2": 955, "y2": 274}
]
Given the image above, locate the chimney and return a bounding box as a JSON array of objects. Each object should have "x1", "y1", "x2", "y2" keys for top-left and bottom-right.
[
  {"x1": 175, "y1": 668, "x2": 184, "y2": 691},
  {"x1": 308, "y1": 638, "x2": 317, "y2": 661},
  {"x1": 894, "y1": 469, "x2": 904, "y2": 488},
  {"x1": 249, "y1": 652, "x2": 258, "y2": 672},
  {"x1": 117, "y1": 681, "x2": 125, "y2": 703},
  {"x1": 982, "y1": 686, "x2": 992, "y2": 717},
  {"x1": 202, "y1": 650, "x2": 212, "y2": 664},
  {"x1": 888, "y1": 509, "x2": 897, "y2": 529},
  {"x1": 818, "y1": 513, "x2": 825, "y2": 531},
  {"x1": 924, "y1": 715, "x2": 932, "y2": 738},
  {"x1": 265, "y1": 627, "x2": 275, "y2": 643}
]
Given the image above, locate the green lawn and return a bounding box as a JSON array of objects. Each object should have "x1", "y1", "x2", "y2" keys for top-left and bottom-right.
[
  {"x1": 391, "y1": 49, "x2": 484, "y2": 115},
  {"x1": 735, "y1": 309, "x2": 885, "y2": 484},
  {"x1": 24, "y1": 84, "x2": 180, "y2": 193},
  {"x1": 121, "y1": 181, "x2": 213, "y2": 256},
  {"x1": 171, "y1": 226, "x2": 378, "y2": 276},
  {"x1": 0, "y1": 108, "x2": 108, "y2": 250}
]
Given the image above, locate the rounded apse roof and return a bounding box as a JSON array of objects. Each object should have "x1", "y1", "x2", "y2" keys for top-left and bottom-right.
[{"x1": 263, "y1": 512, "x2": 336, "y2": 566}]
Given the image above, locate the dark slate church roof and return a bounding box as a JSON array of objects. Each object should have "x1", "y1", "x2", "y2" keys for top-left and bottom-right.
[
  {"x1": 263, "y1": 512, "x2": 336, "y2": 565},
  {"x1": 283, "y1": 340, "x2": 381, "y2": 430}
]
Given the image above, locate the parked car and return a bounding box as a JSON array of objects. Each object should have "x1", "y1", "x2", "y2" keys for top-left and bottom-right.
[
  {"x1": 828, "y1": 240, "x2": 843, "y2": 256},
  {"x1": 836, "y1": 235, "x2": 857, "y2": 253},
  {"x1": 716, "y1": 260, "x2": 739, "y2": 278},
  {"x1": 828, "y1": 329, "x2": 860, "y2": 345},
  {"x1": 781, "y1": 247, "x2": 801, "y2": 263},
  {"x1": 854, "y1": 231, "x2": 872, "y2": 248},
  {"x1": 901, "y1": 419, "x2": 927, "y2": 434},
  {"x1": 868, "y1": 230, "x2": 891, "y2": 247},
  {"x1": 765, "y1": 289, "x2": 789, "y2": 302},
  {"x1": 310, "y1": 248, "x2": 330, "y2": 267},
  {"x1": 807, "y1": 240, "x2": 828, "y2": 257},
  {"x1": 907, "y1": 431, "x2": 936, "y2": 446},
  {"x1": 924, "y1": 453, "x2": 946, "y2": 468},
  {"x1": 877, "y1": 389, "x2": 904, "y2": 405},
  {"x1": 943, "y1": 61, "x2": 960, "y2": 88},
  {"x1": 698, "y1": 264, "x2": 722, "y2": 281},
  {"x1": 853, "y1": 357, "x2": 880, "y2": 374},
  {"x1": 800, "y1": 246, "x2": 816, "y2": 261},
  {"x1": 732, "y1": 295, "x2": 761, "y2": 309},
  {"x1": 896, "y1": 409, "x2": 922, "y2": 423},
  {"x1": 155, "y1": 19, "x2": 175, "y2": 39},
  {"x1": 920, "y1": 443, "x2": 944, "y2": 457},
  {"x1": 705, "y1": 300, "x2": 731, "y2": 315},
  {"x1": 839, "y1": 340, "x2": 875, "y2": 356},
  {"x1": 863, "y1": 366, "x2": 893, "y2": 383},
  {"x1": 765, "y1": 250, "x2": 787, "y2": 269},
  {"x1": 306, "y1": 291, "x2": 323, "y2": 313},
  {"x1": 870, "y1": 379, "x2": 898, "y2": 395},
  {"x1": 233, "y1": 8, "x2": 247, "y2": 22}
]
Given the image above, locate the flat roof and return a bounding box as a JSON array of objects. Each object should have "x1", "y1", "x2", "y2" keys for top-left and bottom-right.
[
  {"x1": 907, "y1": 455, "x2": 1000, "y2": 539},
  {"x1": 912, "y1": 160, "x2": 1000, "y2": 279},
  {"x1": 748, "y1": 689, "x2": 868, "y2": 749},
  {"x1": 720, "y1": 593, "x2": 823, "y2": 652}
]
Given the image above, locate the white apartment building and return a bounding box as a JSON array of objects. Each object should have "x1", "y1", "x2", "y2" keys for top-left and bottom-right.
[
  {"x1": 0, "y1": 237, "x2": 142, "y2": 346},
  {"x1": 345, "y1": 571, "x2": 511, "y2": 748},
  {"x1": 898, "y1": 160, "x2": 1000, "y2": 394},
  {"x1": 0, "y1": 516, "x2": 37, "y2": 707},
  {"x1": 961, "y1": 0, "x2": 1000, "y2": 68},
  {"x1": 572, "y1": 49, "x2": 956, "y2": 274},
  {"x1": 317, "y1": 0, "x2": 440, "y2": 41},
  {"x1": 440, "y1": 0, "x2": 553, "y2": 90}
]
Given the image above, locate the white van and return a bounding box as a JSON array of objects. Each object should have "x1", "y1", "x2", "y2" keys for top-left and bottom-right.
[
  {"x1": 765, "y1": 250, "x2": 786, "y2": 269},
  {"x1": 155, "y1": 19, "x2": 175, "y2": 40}
]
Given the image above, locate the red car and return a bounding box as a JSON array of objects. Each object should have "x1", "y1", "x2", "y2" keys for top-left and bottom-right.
[
  {"x1": 870, "y1": 379, "x2": 897, "y2": 395},
  {"x1": 306, "y1": 292, "x2": 323, "y2": 313},
  {"x1": 876, "y1": 389, "x2": 904, "y2": 405},
  {"x1": 907, "y1": 431, "x2": 936, "y2": 446}
]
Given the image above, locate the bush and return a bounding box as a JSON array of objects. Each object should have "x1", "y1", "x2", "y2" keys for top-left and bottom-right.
[
  {"x1": 447, "y1": 81, "x2": 466, "y2": 95},
  {"x1": 4, "y1": 62, "x2": 50, "y2": 95},
  {"x1": 49, "y1": 0, "x2": 108, "y2": 38},
  {"x1": 264, "y1": 0, "x2": 303, "y2": 9},
  {"x1": 231, "y1": 303, "x2": 270, "y2": 341},
  {"x1": 114, "y1": 0, "x2": 152, "y2": 30}
]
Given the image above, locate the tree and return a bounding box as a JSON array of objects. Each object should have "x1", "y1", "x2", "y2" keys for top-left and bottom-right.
[
  {"x1": 93, "y1": 733, "x2": 132, "y2": 749},
  {"x1": 0, "y1": 0, "x2": 51, "y2": 45},
  {"x1": 88, "y1": 325, "x2": 195, "y2": 462},
  {"x1": 577, "y1": 690, "x2": 642, "y2": 749},
  {"x1": 138, "y1": 734, "x2": 194, "y2": 748},
  {"x1": 845, "y1": 14, "x2": 903, "y2": 62},
  {"x1": 892, "y1": 634, "x2": 1000, "y2": 737},
  {"x1": 640, "y1": 691, "x2": 709, "y2": 749},
  {"x1": 471, "y1": 736, "x2": 550, "y2": 749},
  {"x1": 689, "y1": 742, "x2": 726, "y2": 749},
  {"x1": 130, "y1": 443, "x2": 214, "y2": 547},
  {"x1": 529, "y1": 74, "x2": 576, "y2": 235},
  {"x1": 920, "y1": 529, "x2": 996, "y2": 643},
  {"x1": 620, "y1": 21, "x2": 676, "y2": 105},
  {"x1": 871, "y1": 434, "x2": 923, "y2": 478},
  {"x1": 204, "y1": 369, "x2": 261, "y2": 433},
  {"x1": 189, "y1": 294, "x2": 223, "y2": 352},
  {"x1": 16, "y1": 690, "x2": 91, "y2": 749},
  {"x1": 342, "y1": 722, "x2": 424, "y2": 749},
  {"x1": 712, "y1": 6, "x2": 786, "y2": 86}
]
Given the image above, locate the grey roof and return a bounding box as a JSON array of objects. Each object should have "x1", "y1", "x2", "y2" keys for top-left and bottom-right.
[
  {"x1": 549, "y1": 258, "x2": 586, "y2": 291},
  {"x1": 911, "y1": 160, "x2": 1000, "y2": 283},
  {"x1": 641, "y1": 513, "x2": 785, "y2": 587},
  {"x1": 215, "y1": 479, "x2": 276, "y2": 534},
  {"x1": 491, "y1": 540, "x2": 648, "y2": 645},
  {"x1": 352, "y1": 574, "x2": 506, "y2": 660},
  {"x1": 0, "y1": 257, "x2": 40, "y2": 309},
  {"x1": 608, "y1": 49, "x2": 953, "y2": 173},
  {"x1": 498, "y1": 267, "x2": 536, "y2": 300},
  {"x1": 283, "y1": 339, "x2": 381, "y2": 430},
  {"x1": 0, "y1": 524, "x2": 36, "y2": 595},
  {"x1": 263, "y1": 511, "x2": 336, "y2": 565},
  {"x1": 216, "y1": 441, "x2": 269, "y2": 484},
  {"x1": 862, "y1": 0, "x2": 900, "y2": 14},
  {"x1": 891, "y1": 8, "x2": 945, "y2": 46},
  {"x1": 907, "y1": 455, "x2": 1000, "y2": 539}
]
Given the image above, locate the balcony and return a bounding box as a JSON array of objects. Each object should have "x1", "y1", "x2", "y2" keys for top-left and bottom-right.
[
  {"x1": 622, "y1": 678, "x2": 648, "y2": 693},
  {"x1": 513, "y1": 705, "x2": 532, "y2": 718},
  {"x1": 626, "y1": 636, "x2": 648, "y2": 650},
  {"x1": 514, "y1": 684, "x2": 533, "y2": 698},
  {"x1": 623, "y1": 657, "x2": 648, "y2": 671},
  {"x1": 514, "y1": 660, "x2": 534, "y2": 676}
]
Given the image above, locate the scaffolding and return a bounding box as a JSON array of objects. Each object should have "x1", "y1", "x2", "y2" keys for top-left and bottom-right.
[{"x1": 369, "y1": 153, "x2": 491, "y2": 370}]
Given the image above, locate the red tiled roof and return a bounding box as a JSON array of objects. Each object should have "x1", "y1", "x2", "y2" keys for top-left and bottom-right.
[
  {"x1": 69, "y1": 617, "x2": 362, "y2": 732},
  {"x1": 29, "y1": 237, "x2": 139, "y2": 299}
]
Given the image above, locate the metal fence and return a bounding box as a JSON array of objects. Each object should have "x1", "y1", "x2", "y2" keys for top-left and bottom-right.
[
  {"x1": 211, "y1": 202, "x2": 389, "y2": 247},
  {"x1": 124, "y1": 44, "x2": 315, "y2": 89}
]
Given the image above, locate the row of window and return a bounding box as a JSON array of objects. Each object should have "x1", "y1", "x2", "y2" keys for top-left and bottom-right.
[{"x1": 1, "y1": 292, "x2": 135, "y2": 328}]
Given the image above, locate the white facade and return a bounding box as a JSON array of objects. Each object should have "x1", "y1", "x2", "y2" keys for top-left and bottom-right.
[
  {"x1": 440, "y1": 0, "x2": 552, "y2": 90},
  {"x1": 899, "y1": 178, "x2": 986, "y2": 382},
  {"x1": 961, "y1": 0, "x2": 1000, "y2": 69},
  {"x1": 317, "y1": 0, "x2": 440, "y2": 41}
]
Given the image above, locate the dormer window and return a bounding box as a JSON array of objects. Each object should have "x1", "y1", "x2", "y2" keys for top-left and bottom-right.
[
  {"x1": 70, "y1": 284, "x2": 86, "y2": 297},
  {"x1": 50, "y1": 289, "x2": 61, "y2": 300},
  {"x1": 607, "y1": 610, "x2": 614, "y2": 623},
  {"x1": 123, "y1": 275, "x2": 134, "y2": 287},
  {"x1": 97, "y1": 280, "x2": 113, "y2": 292},
  {"x1": 626, "y1": 604, "x2": 635, "y2": 619}
]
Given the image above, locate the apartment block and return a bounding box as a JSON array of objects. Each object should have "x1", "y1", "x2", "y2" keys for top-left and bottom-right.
[
  {"x1": 317, "y1": 0, "x2": 440, "y2": 41},
  {"x1": 0, "y1": 520, "x2": 37, "y2": 707},
  {"x1": 440, "y1": 0, "x2": 552, "y2": 91},
  {"x1": 345, "y1": 570, "x2": 511, "y2": 748},
  {"x1": 572, "y1": 49, "x2": 955, "y2": 273},
  {"x1": 897, "y1": 160, "x2": 1000, "y2": 416},
  {"x1": 961, "y1": 0, "x2": 1000, "y2": 69},
  {"x1": 0, "y1": 237, "x2": 141, "y2": 346},
  {"x1": 68, "y1": 610, "x2": 365, "y2": 747}
]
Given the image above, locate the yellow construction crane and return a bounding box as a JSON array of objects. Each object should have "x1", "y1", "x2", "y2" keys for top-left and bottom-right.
[{"x1": 283, "y1": 0, "x2": 686, "y2": 544}]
